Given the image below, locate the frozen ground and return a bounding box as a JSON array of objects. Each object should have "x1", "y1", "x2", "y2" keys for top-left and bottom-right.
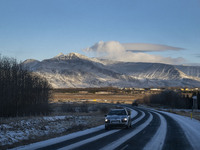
[
  {"x1": 10, "y1": 108, "x2": 137, "y2": 150},
  {"x1": 0, "y1": 115, "x2": 103, "y2": 148},
  {"x1": 14, "y1": 107, "x2": 200, "y2": 150},
  {"x1": 2, "y1": 106, "x2": 200, "y2": 150}
]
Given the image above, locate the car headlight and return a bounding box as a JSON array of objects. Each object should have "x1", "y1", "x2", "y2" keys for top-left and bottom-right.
[
  {"x1": 122, "y1": 117, "x2": 128, "y2": 122},
  {"x1": 105, "y1": 118, "x2": 110, "y2": 123}
]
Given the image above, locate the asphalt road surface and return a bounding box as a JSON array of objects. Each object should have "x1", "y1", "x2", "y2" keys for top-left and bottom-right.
[{"x1": 16, "y1": 106, "x2": 200, "y2": 150}]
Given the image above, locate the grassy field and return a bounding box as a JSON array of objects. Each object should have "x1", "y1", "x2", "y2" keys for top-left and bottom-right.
[{"x1": 51, "y1": 92, "x2": 145, "y2": 104}]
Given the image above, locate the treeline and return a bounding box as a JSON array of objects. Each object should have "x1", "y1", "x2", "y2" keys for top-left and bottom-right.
[
  {"x1": 0, "y1": 56, "x2": 52, "y2": 117},
  {"x1": 198, "y1": 92, "x2": 200, "y2": 109},
  {"x1": 143, "y1": 90, "x2": 200, "y2": 109}
]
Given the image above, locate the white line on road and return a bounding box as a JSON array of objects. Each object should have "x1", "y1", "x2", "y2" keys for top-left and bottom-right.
[
  {"x1": 57, "y1": 129, "x2": 120, "y2": 150},
  {"x1": 143, "y1": 111, "x2": 167, "y2": 150},
  {"x1": 100, "y1": 112, "x2": 153, "y2": 150},
  {"x1": 131, "y1": 110, "x2": 145, "y2": 125},
  {"x1": 120, "y1": 144, "x2": 129, "y2": 150}
]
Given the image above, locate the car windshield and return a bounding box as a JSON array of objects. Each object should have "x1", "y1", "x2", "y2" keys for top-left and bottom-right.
[{"x1": 108, "y1": 110, "x2": 126, "y2": 115}]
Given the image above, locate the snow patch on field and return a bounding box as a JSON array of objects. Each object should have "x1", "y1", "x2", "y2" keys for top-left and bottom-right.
[
  {"x1": 11, "y1": 125, "x2": 105, "y2": 150},
  {"x1": 0, "y1": 115, "x2": 94, "y2": 147},
  {"x1": 7, "y1": 106, "x2": 137, "y2": 149}
]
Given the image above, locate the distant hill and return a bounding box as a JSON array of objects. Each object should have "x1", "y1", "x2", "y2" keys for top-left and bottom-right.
[{"x1": 22, "y1": 53, "x2": 200, "y2": 88}]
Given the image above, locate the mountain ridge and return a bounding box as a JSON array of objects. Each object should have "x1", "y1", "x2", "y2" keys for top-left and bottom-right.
[{"x1": 22, "y1": 53, "x2": 200, "y2": 88}]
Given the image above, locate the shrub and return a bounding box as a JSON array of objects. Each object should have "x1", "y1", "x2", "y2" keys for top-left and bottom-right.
[
  {"x1": 61, "y1": 103, "x2": 76, "y2": 112},
  {"x1": 61, "y1": 103, "x2": 89, "y2": 113},
  {"x1": 99, "y1": 105, "x2": 109, "y2": 114},
  {"x1": 143, "y1": 90, "x2": 193, "y2": 109}
]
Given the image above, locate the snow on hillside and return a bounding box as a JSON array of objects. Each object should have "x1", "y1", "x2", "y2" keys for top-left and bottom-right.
[
  {"x1": 22, "y1": 59, "x2": 40, "y2": 71},
  {"x1": 22, "y1": 53, "x2": 200, "y2": 88},
  {"x1": 176, "y1": 65, "x2": 200, "y2": 78}
]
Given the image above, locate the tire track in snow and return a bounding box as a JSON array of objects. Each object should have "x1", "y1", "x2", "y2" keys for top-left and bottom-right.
[
  {"x1": 13, "y1": 108, "x2": 144, "y2": 150},
  {"x1": 143, "y1": 111, "x2": 167, "y2": 150},
  {"x1": 141, "y1": 107, "x2": 194, "y2": 150},
  {"x1": 56, "y1": 108, "x2": 144, "y2": 150},
  {"x1": 131, "y1": 110, "x2": 145, "y2": 125},
  {"x1": 161, "y1": 111, "x2": 200, "y2": 150},
  {"x1": 100, "y1": 112, "x2": 153, "y2": 150},
  {"x1": 57, "y1": 129, "x2": 120, "y2": 150},
  {"x1": 73, "y1": 109, "x2": 148, "y2": 150}
]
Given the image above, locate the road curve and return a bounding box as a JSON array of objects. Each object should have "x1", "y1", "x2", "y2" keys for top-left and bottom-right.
[{"x1": 14, "y1": 106, "x2": 200, "y2": 150}]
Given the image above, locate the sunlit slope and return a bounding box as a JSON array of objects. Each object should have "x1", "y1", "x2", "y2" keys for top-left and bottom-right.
[{"x1": 22, "y1": 53, "x2": 200, "y2": 88}]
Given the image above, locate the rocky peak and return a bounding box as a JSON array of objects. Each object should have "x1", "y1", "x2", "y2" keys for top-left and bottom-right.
[
  {"x1": 22, "y1": 59, "x2": 39, "y2": 64},
  {"x1": 53, "y1": 52, "x2": 90, "y2": 61},
  {"x1": 54, "y1": 53, "x2": 65, "y2": 58}
]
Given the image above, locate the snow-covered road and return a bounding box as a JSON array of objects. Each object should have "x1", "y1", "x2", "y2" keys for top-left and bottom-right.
[
  {"x1": 160, "y1": 110, "x2": 200, "y2": 150},
  {"x1": 11, "y1": 106, "x2": 200, "y2": 150}
]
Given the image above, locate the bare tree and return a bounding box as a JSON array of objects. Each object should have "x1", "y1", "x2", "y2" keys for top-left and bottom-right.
[{"x1": 0, "y1": 55, "x2": 52, "y2": 117}]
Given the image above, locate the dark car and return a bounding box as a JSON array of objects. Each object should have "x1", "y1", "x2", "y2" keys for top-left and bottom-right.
[{"x1": 132, "y1": 100, "x2": 138, "y2": 106}]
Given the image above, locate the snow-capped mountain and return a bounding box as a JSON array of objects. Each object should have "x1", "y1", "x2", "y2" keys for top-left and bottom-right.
[{"x1": 22, "y1": 53, "x2": 200, "y2": 88}]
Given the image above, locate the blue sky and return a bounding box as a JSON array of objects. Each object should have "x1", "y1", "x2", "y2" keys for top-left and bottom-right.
[{"x1": 0, "y1": 0, "x2": 200, "y2": 65}]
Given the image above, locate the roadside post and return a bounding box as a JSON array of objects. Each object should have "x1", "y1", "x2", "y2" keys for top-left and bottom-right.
[
  {"x1": 191, "y1": 96, "x2": 198, "y2": 119},
  {"x1": 192, "y1": 96, "x2": 198, "y2": 110}
]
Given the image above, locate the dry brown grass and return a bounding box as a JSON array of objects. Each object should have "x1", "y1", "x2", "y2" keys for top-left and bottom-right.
[{"x1": 51, "y1": 93, "x2": 145, "y2": 104}]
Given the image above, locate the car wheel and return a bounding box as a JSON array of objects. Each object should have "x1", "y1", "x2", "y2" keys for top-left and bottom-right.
[
  {"x1": 129, "y1": 121, "x2": 132, "y2": 128},
  {"x1": 105, "y1": 125, "x2": 110, "y2": 130},
  {"x1": 126, "y1": 125, "x2": 129, "y2": 129},
  {"x1": 126, "y1": 122, "x2": 131, "y2": 129}
]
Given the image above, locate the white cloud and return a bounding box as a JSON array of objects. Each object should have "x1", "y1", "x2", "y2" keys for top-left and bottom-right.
[{"x1": 83, "y1": 41, "x2": 185, "y2": 64}]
